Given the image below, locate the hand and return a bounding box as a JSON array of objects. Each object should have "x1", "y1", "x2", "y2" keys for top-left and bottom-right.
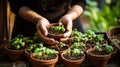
[
  {"x1": 59, "y1": 15, "x2": 73, "y2": 41},
  {"x1": 36, "y1": 18, "x2": 59, "y2": 45}
]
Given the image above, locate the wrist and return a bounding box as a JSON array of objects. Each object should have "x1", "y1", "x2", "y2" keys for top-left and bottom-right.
[{"x1": 32, "y1": 16, "x2": 44, "y2": 24}]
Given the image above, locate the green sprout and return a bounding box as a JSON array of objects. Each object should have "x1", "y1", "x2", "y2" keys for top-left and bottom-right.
[
  {"x1": 33, "y1": 47, "x2": 58, "y2": 60},
  {"x1": 11, "y1": 35, "x2": 26, "y2": 50},
  {"x1": 51, "y1": 23, "x2": 65, "y2": 32},
  {"x1": 71, "y1": 28, "x2": 83, "y2": 37},
  {"x1": 95, "y1": 43, "x2": 114, "y2": 53}
]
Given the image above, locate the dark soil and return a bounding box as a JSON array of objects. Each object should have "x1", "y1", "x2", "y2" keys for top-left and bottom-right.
[
  {"x1": 90, "y1": 50, "x2": 110, "y2": 55},
  {"x1": 48, "y1": 27, "x2": 65, "y2": 35}
]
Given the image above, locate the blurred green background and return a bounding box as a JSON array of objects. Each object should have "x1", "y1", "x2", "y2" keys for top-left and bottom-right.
[{"x1": 81, "y1": 0, "x2": 120, "y2": 32}]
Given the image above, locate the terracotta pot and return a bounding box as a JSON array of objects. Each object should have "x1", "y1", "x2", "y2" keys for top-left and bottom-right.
[
  {"x1": 106, "y1": 26, "x2": 120, "y2": 51},
  {"x1": 4, "y1": 44, "x2": 25, "y2": 61},
  {"x1": 86, "y1": 49, "x2": 111, "y2": 67},
  {"x1": 51, "y1": 44, "x2": 70, "y2": 63},
  {"x1": 47, "y1": 23, "x2": 65, "y2": 40},
  {"x1": 30, "y1": 54, "x2": 58, "y2": 67},
  {"x1": 61, "y1": 51, "x2": 85, "y2": 67}
]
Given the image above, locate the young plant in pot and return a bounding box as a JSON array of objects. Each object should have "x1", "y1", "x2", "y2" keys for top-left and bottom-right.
[
  {"x1": 25, "y1": 42, "x2": 44, "y2": 64},
  {"x1": 86, "y1": 43, "x2": 114, "y2": 67},
  {"x1": 4, "y1": 35, "x2": 28, "y2": 61},
  {"x1": 85, "y1": 30, "x2": 107, "y2": 47},
  {"x1": 72, "y1": 42, "x2": 91, "y2": 53},
  {"x1": 61, "y1": 48, "x2": 85, "y2": 67},
  {"x1": 47, "y1": 22, "x2": 66, "y2": 40},
  {"x1": 50, "y1": 42, "x2": 71, "y2": 63},
  {"x1": 30, "y1": 47, "x2": 58, "y2": 67}
]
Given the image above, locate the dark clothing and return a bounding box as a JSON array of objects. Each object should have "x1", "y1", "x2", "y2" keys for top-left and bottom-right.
[{"x1": 9, "y1": 0, "x2": 86, "y2": 38}]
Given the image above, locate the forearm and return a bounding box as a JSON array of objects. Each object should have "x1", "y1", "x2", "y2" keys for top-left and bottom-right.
[
  {"x1": 66, "y1": 5, "x2": 83, "y2": 20},
  {"x1": 18, "y1": 6, "x2": 43, "y2": 24}
]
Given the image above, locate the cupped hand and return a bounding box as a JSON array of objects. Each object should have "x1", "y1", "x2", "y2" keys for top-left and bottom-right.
[
  {"x1": 59, "y1": 15, "x2": 73, "y2": 40},
  {"x1": 36, "y1": 18, "x2": 59, "y2": 45}
]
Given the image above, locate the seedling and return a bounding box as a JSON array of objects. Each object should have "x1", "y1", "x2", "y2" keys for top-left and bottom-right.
[
  {"x1": 33, "y1": 47, "x2": 58, "y2": 60},
  {"x1": 10, "y1": 35, "x2": 26, "y2": 50},
  {"x1": 95, "y1": 43, "x2": 114, "y2": 53},
  {"x1": 28, "y1": 42, "x2": 44, "y2": 53},
  {"x1": 51, "y1": 23, "x2": 65, "y2": 32},
  {"x1": 64, "y1": 48, "x2": 84, "y2": 60}
]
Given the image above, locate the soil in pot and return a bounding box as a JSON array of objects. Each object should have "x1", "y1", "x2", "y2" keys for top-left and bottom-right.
[
  {"x1": 50, "y1": 42, "x2": 71, "y2": 63},
  {"x1": 86, "y1": 44, "x2": 113, "y2": 67},
  {"x1": 61, "y1": 48, "x2": 85, "y2": 67},
  {"x1": 87, "y1": 50, "x2": 111, "y2": 67},
  {"x1": 30, "y1": 48, "x2": 58, "y2": 67},
  {"x1": 4, "y1": 44, "x2": 25, "y2": 61},
  {"x1": 47, "y1": 23, "x2": 66, "y2": 40}
]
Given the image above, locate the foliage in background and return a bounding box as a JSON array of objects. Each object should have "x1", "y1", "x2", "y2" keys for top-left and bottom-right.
[{"x1": 83, "y1": 0, "x2": 120, "y2": 32}]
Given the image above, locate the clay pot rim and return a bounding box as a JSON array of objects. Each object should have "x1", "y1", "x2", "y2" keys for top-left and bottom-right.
[
  {"x1": 86, "y1": 47, "x2": 112, "y2": 58},
  {"x1": 30, "y1": 53, "x2": 58, "y2": 62},
  {"x1": 4, "y1": 44, "x2": 25, "y2": 54},
  {"x1": 107, "y1": 26, "x2": 120, "y2": 36}
]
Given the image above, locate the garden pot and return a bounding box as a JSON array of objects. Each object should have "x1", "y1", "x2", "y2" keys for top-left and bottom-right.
[
  {"x1": 106, "y1": 26, "x2": 120, "y2": 51},
  {"x1": 50, "y1": 44, "x2": 70, "y2": 63},
  {"x1": 61, "y1": 51, "x2": 85, "y2": 67},
  {"x1": 47, "y1": 23, "x2": 66, "y2": 40},
  {"x1": 4, "y1": 44, "x2": 25, "y2": 61},
  {"x1": 30, "y1": 53, "x2": 58, "y2": 67},
  {"x1": 86, "y1": 49, "x2": 111, "y2": 67}
]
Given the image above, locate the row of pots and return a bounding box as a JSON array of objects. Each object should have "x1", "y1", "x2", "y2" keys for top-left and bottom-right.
[{"x1": 3, "y1": 26, "x2": 120, "y2": 67}]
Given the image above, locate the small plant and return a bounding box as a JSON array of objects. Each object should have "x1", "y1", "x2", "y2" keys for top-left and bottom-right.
[
  {"x1": 96, "y1": 34, "x2": 104, "y2": 41},
  {"x1": 85, "y1": 30, "x2": 96, "y2": 39},
  {"x1": 74, "y1": 35, "x2": 88, "y2": 43},
  {"x1": 63, "y1": 48, "x2": 84, "y2": 60},
  {"x1": 95, "y1": 43, "x2": 114, "y2": 54},
  {"x1": 59, "y1": 42, "x2": 66, "y2": 48},
  {"x1": 27, "y1": 42, "x2": 44, "y2": 53},
  {"x1": 55, "y1": 42, "x2": 69, "y2": 51},
  {"x1": 71, "y1": 28, "x2": 83, "y2": 37},
  {"x1": 72, "y1": 42, "x2": 89, "y2": 52},
  {"x1": 10, "y1": 35, "x2": 26, "y2": 50},
  {"x1": 73, "y1": 42, "x2": 86, "y2": 49},
  {"x1": 33, "y1": 47, "x2": 58, "y2": 60},
  {"x1": 51, "y1": 23, "x2": 65, "y2": 33}
]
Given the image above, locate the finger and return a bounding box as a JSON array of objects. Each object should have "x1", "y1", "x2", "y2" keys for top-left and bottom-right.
[
  {"x1": 63, "y1": 30, "x2": 71, "y2": 37},
  {"x1": 63, "y1": 21, "x2": 72, "y2": 37},
  {"x1": 37, "y1": 21, "x2": 48, "y2": 36},
  {"x1": 37, "y1": 30, "x2": 59, "y2": 45},
  {"x1": 66, "y1": 21, "x2": 72, "y2": 31},
  {"x1": 60, "y1": 37, "x2": 69, "y2": 42}
]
